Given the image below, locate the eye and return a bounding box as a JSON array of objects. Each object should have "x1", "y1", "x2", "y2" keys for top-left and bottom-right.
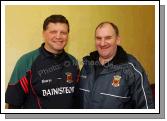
[
  {"x1": 96, "y1": 37, "x2": 101, "y2": 41},
  {"x1": 105, "y1": 36, "x2": 112, "y2": 40},
  {"x1": 61, "y1": 31, "x2": 67, "y2": 35},
  {"x1": 49, "y1": 31, "x2": 57, "y2": 34}
]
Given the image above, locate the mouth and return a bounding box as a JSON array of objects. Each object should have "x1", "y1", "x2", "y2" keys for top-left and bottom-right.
[
  {"x1": 100, "y1": 46, "x2": 110, "y2": 50},
  {"x1": 52, "y1": 41, "x2": 64, "y2": 44}
]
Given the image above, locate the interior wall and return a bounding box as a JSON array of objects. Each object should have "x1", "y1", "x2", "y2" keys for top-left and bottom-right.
[{"x1": 5, "y1": 5, "x2": 155, "y2": 88}]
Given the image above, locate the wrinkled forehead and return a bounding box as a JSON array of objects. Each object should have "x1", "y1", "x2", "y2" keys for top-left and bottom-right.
[{"x1": 95, "y1": 23, "x2": 116, "y2": 35}]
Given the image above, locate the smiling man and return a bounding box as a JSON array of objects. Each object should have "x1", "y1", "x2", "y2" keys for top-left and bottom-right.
[
  {"x1": 5, "y1": 15, "x2": 79, "y2": 109},
  {"x1": 79, "y1": 22, "x2": 154, "y2": 109}
]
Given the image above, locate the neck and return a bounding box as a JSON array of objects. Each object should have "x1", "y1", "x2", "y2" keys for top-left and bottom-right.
[
  {"x1": 44, "y1": 44, "x2": 63, "y2": 55},
  {"x1": 99, "y1": 48, "x2": 117, "y2": 65},
  {"x1": 99, "y1": 56, "x2": 113, "y2": 65}
]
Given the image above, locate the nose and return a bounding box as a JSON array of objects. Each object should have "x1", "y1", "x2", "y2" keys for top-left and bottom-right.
[
  {"x1": 55, "y1": 32, "x2": 61, "y2": 39},
  {"x1": 55, "y1": 32, "x2": 62, "y2": 39},
  {"x1": 100, "y1": 39, "x2": 106, "y2": 46}
]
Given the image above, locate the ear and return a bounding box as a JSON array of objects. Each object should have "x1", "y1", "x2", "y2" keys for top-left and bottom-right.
[
  {"x1": 42, "y1": 31, "x2": 45, "y2": 38},
  {"x1": 116, "y1": 36, "x2": 121, "y2": 45}
]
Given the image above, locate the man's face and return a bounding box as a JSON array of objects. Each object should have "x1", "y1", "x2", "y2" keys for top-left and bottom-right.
[
  {"x1": 95, "y1": 23, "x2": 120, "y2": 60},
  {"x1": 43, "y1": 22, "x2": 68, "y2": 54}
]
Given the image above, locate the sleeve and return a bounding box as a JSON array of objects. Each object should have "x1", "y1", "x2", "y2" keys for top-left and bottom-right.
[
  {"x1": 5, "y1": 80, "x2": 26, "y2": 107},
  {"x1": 72, "y1": 59, "x2": 81, "y2": 108},
  {"x1": 130, "y1": 63, "x2": 155, "y2": 109},
  {"x1": 5, "y1": 56, "x2": 30, "y2": 108},
  {"x1": 77, "y1": 63, "x2": 89, "y2": 109}
]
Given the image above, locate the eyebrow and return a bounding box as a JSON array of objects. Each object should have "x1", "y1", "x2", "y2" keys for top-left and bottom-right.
[{"x1": 95, "y1": 35, "x2": 113, "y2": 38}]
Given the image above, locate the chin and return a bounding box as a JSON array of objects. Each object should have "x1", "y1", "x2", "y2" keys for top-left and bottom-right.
[
  {"x1": 53, "y1": 45, "x2": 64, "y2": 50},
  {"x1": 100, "y1": 51, "x2": 108, "y2": 56},
  {"x1": 54, "y1": 48, "x2": 64, "y2": 51}
]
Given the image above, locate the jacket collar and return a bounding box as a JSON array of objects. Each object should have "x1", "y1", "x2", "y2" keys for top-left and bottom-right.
[
  {"x1": 83, "y1": 45, "x2": 128, "y2": 66},
  {"x1": 40, "y1": 43, "x2": 67, "y2": 63},
  {"x1": 112, "y1": 46, "x2": 128, "y2": 65}
]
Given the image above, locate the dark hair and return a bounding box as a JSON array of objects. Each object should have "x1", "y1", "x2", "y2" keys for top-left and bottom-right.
[
  {"x1": 43, "y1": 14, "x2": 69, "y2": 32},
  {"x1": 95, "y1": 22, "x2": 119, "y2": 36}
]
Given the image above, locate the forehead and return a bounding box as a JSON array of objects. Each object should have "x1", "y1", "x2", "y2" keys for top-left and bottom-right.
[
  {"x1": 46, "y1": 23, "x2": 68, "y2": 30},
  {"x1": 96, "y1": 23, "x2": 115, "y2": 33}
]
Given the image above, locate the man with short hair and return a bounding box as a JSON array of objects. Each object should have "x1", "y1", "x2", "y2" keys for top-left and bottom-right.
[
  {"x1": 79, "y1": 22, "x2": 154, "y2": 109},
  {"x1": 6, "y1": 14, "x2": 79, "y2": 109}
]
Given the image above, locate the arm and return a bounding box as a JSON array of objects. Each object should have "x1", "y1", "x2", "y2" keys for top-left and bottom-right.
[
  {"x1": 129, "y1": 63, "x2": 155, "y2": 109},
  {"x1": 5, "y1": 55, "x2": 31, "y2": 108}
]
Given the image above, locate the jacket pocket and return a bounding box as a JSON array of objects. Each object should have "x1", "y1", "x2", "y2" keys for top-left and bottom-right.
[{"x1": 99, "y1": 92, "x2": 131, "y2": 108}]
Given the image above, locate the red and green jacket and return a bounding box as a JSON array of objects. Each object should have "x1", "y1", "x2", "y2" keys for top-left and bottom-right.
[{"x1": 6, "y1": 43, "x2": 80, "y2": 109}]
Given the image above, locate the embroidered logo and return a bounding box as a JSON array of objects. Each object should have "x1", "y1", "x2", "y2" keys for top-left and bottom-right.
[
  {"x1": 112, "y1": 75, "x2": 121, "y2": 87},
  {"x1": 65, "y1": 72, "x2": 73, "y2": 83}
]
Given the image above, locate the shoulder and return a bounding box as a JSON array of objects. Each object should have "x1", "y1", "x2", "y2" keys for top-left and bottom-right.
[
  {"x1": 16, "y1": 48, "x2": 40, "y2": 68},
  {"x1": 20, "y1": 48, "x2": 40, "y2": 61},
  {"x1": 127, "y1": 54, "x2": 141, "y2": 66},
  {"x1": 9, "y1": 48, "x2": 40, "y2": 84},
  {"x1": 66, "y1": 53, "x2": 78, "y2": 65},
  {"x1": 127, "y1": 54, "x2": 145, "y2": 73}
]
